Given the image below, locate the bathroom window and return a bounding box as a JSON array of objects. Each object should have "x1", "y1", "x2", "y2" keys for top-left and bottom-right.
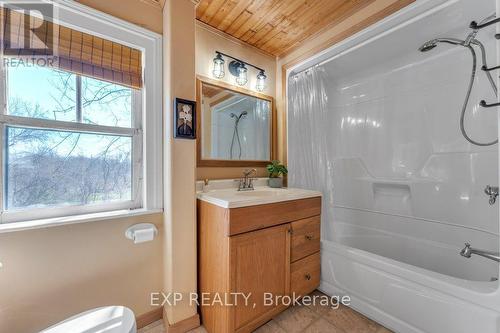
[
  {"x1": 0, "y1": 3, "x2": 163, "y2": 225},
  {"x1": 0, "y1": 65, "x2": 142, "y2": 221}
]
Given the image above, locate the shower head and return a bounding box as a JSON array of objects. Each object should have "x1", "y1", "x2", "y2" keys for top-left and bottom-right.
[
  {"x1": 418, "y1": 38, "x2": 465, "y2": 52},
  {"x1": 419, "y1": 40, "x2": 439, "y2": 52},
  {"x1": 230, "y1": 111, "x2": 248, "y2": 120}
]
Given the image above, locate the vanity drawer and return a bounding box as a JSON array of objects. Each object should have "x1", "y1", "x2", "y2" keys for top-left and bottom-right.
[
  {"x1": 291, "y1": 216, "x2": 320, "y2": 262},
  {"x1": 228, "y1": 197, "x2": 321, "y2": 236},
  {"x1": 290, "y1": 253, "x2": 320, "y2": 297}
]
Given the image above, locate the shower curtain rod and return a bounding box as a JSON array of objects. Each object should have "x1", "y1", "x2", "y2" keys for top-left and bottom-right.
[
  {"x1": 291, "y1": 63, "x2": 323, "y2": 77},
  {"x1": 291, "y1": 42, "x2": 355, "y2": 77}
]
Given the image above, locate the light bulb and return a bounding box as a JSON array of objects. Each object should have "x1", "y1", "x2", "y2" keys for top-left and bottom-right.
[
  {"x1": 236, "y1": 64, "x2": 248, "y2": 86},
  {"x1": 212, "y1": 53, "x2": 225, "y2": 79},
  {"x1": 256, "y1": 70, "x2": 266, "y2": 92}
]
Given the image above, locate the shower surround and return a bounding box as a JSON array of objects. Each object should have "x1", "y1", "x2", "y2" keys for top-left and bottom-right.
[{"x1": 287, "y1": 0, "x2": 500, "y2": 332}]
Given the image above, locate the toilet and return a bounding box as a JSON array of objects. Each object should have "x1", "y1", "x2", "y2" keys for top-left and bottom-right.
[{"x1": 40, "y1": 306, "x2": 136, "y2": 333}]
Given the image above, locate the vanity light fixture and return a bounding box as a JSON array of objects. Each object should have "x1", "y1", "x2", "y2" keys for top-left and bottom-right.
[
  {"x1": 212, "y1": 52, "x2": 225, "y2": 79},
  {"x1": 212, "y1": 51, "x2": 266, "y2": 90},
  {"x1": 256, "y1": 70, "x2": 267, "y2": 92},
  {"x1": 235, "y1": 63, "x2": 248, "y2": 86}
]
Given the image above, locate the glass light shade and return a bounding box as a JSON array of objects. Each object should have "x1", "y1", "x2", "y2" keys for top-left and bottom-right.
[
  {"x1": 236, "y1": 64, "x2": 248, "y2": 86},
  {"x1": 256, "y1": 71, "x2": 267, "y2": 92},
  {"x1": 212, "y1": 54, "x2": 225, "y2": 79}
]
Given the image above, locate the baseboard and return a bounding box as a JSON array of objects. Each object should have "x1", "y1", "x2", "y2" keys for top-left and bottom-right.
[
  {"x1": 163, "y1": 310, "x2": 201, "y2": 333},
  {"x1": 136, "y1": 307, "x2": 163, "y2": 329}
]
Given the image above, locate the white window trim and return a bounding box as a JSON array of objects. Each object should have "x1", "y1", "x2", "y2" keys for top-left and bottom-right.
[{"x1": 0, "y1": 0, "x2": 163, "y2": 227}]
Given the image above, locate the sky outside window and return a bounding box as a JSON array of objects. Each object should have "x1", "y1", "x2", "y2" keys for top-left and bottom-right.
[{"x1": 7, "y1": 65, "x2": 133, "y2": 128}]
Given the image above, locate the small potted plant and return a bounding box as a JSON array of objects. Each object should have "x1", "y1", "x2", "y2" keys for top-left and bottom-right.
[{"x1": 267, "y1": 160, "x2": 288, "y2": 188}]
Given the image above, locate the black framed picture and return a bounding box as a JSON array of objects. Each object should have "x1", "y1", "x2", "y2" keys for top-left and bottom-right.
[{"x1": 174, "y1": 98, "x2": 196, "y2": 139}]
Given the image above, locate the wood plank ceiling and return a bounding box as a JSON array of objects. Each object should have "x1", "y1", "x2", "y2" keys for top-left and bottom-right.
[{"x1": 196, "y1": 0, "x2": 377, "y2": 57}]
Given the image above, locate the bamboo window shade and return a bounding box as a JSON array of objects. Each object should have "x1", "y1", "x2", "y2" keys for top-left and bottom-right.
[{"x1": 1, "y1": 8, "x2": 143, "y2": 89}]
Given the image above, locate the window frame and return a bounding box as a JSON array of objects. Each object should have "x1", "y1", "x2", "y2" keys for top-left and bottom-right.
[{"x1": 0, "y1": 0, "x2": 163, "y2": 226}]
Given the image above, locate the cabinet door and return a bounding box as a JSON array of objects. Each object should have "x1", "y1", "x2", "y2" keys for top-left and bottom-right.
[{"x1": 230, "y1": 224, "x2": 291, "y2": 332}]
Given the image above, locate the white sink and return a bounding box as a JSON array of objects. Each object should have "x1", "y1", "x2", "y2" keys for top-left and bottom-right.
[{"x1": 196, "y1": 178, "x2": 321, "y2": 208}]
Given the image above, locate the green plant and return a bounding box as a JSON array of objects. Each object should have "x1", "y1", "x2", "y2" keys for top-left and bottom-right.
[{"x1": 267, "y1": 160, "x2": 288, "y2": 178}]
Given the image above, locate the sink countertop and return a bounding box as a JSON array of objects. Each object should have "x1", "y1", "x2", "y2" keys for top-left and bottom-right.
[{"x1": 196, "y1": 178, "x2": 322, "y2": 209}]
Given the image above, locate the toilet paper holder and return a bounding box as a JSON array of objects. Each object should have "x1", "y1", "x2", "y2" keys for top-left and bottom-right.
[{"x1": 125, "y1": 223, "x2": 158, "y2": 244}]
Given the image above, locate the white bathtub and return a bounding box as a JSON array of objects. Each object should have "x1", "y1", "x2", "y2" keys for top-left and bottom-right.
[
  {"x1": 334, "y1": 221, "x2": 498, "y2": 282},
  {"x1": 320, "y1": 238, "x2": 500, "y2": 333},
  {"x1": 320, "y1": 218, "x2": 500, "y2": 333}
]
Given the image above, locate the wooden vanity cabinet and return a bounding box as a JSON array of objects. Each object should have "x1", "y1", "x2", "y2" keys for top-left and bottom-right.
[{"x1": 197, "y1": 196, "x2": 321, "y2": 333}]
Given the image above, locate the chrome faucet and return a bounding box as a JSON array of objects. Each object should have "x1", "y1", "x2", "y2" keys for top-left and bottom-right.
[
  {"x1": 237, "y1": 169, "x2": 257, "y2": 191},
  {"x1": 460, "y1": 243, "x2": 500, "y2": 262}
]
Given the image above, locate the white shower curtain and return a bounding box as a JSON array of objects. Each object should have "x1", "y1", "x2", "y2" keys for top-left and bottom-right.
[{"x1": 288, "y1": 66, "x2": 335, "y2": 235}]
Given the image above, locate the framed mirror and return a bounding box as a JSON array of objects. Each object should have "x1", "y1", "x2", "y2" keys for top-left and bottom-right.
[{"x1": 196, "y1": 76, "x2": 275, "y2": 167}]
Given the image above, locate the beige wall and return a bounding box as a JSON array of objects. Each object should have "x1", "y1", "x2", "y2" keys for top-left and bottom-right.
[
  {"x1": 0, "y1": 213, "x2": 163, "y2": 333},
  {"x1": 195, "y1": 23, "x2": 278, "y2": 180},
  {"x1": 162, "y1": 0, "x2": 198, "y2": 327},
  {"x1": 76, "y1": 0, "x2": 163, "y2": 34},
  {"x1": 275, "y1": 0, "x2": 414, "y2": 164}
]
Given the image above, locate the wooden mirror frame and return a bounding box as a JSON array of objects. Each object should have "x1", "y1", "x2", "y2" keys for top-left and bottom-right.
[{"x1": 196, "y1": 75, "x2": 277, "y2": 167}]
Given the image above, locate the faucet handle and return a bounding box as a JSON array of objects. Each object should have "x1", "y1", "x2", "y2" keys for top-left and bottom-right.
[
  {"x1": 460, "y1": 243, "x2": 472, "y2": 258},
  {"x1": 243, "y1": 168, "x2": 257, "y2": 176},
  {"x1": 484, "y1": 185, "x2": 499, "y2": 205},
  {"x1": 234, "y1": 178, "x2": 244, "y2": 191}
]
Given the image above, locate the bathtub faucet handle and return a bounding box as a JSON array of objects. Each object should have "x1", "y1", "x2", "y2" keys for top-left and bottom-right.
[
  {"x1": 484, "y1": 185, "x2": 499, "y2": 205},
  {"x1": 460, "y1": 243, "x2": 472, "y2": 258}
]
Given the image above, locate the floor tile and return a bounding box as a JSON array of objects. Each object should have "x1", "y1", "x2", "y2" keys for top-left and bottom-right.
[
  {"x1": 273, "y1": 305, "x2": 320, "y2": 333},
  {"x1": 139, "y1": 320, "x2": 209, "y2": 333},
  {"x1": 321, "y1": 305, "x2": 379, "y2": 333},
  {"x1": 140, "y1": 291, "x2": 393, "y2": 333},
  {"x1": 138, "y1": 320, "x2": 164, "y2": 333},
  {"x1": 304, "y1": 289, "x2": 339, "y2": 316},
  {"x1": 303, "y1": 318, "x2": 345, "y2": 333},
  {"x1": 253, "y1": 320, "x2": 286, "y2": 333}
]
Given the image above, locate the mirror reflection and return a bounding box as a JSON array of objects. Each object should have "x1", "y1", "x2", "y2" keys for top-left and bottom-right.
[{"x1": 200, "y1": 82, "x2": 271, "y2": 161}]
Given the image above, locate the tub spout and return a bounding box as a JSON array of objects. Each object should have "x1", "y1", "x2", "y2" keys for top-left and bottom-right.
[{"x1": 460, "y1": 243, "x2": 500, "y2": 262}]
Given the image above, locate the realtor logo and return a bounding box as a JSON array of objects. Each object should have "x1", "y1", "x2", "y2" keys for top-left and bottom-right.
[{"x1": 1, "y1": 1, "x2": 55, "y2": 56}]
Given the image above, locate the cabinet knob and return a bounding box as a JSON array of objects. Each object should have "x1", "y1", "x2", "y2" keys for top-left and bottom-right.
[
  {"x1": 305, "y1": 235, "x2": 313, "y2": 241},
  {"x1": 305, "y1": 274, "x2": 311, "y2": 280}
]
